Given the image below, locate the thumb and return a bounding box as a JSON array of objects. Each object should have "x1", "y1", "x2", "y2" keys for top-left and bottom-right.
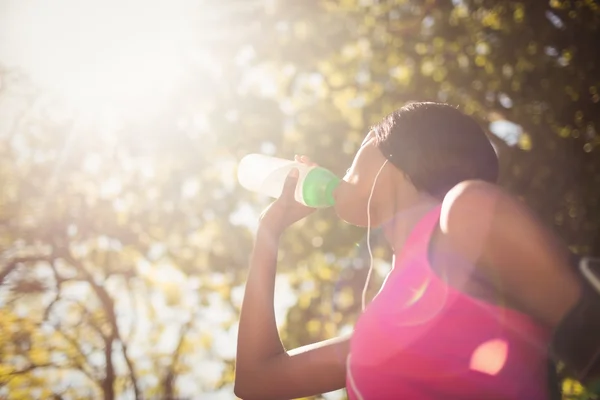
[{"x1": 281, "y1": 168, "x2": 299, "y2": 198}]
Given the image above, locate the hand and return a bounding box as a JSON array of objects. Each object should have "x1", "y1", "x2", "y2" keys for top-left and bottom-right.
[{"x1": 259, "y1": 155, "x2": 317, "y2": 236}]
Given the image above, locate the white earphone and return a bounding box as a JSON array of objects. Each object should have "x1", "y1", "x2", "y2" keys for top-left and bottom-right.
[{"x1": 362, "y1": 159, "x2": 389, "y2": 311}]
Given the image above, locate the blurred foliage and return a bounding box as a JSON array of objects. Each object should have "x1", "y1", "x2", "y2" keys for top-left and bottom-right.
[{"x1": 0, "y1": 0, "x2": 599, "y2": 399}]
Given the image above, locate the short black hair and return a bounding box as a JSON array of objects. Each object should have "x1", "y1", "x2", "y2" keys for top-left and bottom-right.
[{"x1": 374, "y1": 102, "x2": 499, "y2": 199}]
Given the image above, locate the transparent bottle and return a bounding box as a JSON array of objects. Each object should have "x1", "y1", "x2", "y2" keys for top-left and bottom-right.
[{"x1": 237, "y1": 154, "x2": 340, "y2": 208}]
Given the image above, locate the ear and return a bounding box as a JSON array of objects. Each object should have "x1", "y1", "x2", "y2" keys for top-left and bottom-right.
[{"x1": 387, "y1": 164, "x2": 413, "y2": 192}]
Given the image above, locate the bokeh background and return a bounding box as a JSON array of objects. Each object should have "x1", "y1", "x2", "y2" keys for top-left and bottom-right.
[{"x1": 0, "y1": 0, "x2": 599, "y2": 399}]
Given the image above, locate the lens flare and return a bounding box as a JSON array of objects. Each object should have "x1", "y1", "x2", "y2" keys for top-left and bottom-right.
[{"x1": 469, "y1": 339, "x2": 509, "y2": 376}]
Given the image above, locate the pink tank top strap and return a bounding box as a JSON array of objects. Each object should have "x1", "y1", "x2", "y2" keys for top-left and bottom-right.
[{"x1": 394, "y1": 204, "x2": 443, "y2": 267}]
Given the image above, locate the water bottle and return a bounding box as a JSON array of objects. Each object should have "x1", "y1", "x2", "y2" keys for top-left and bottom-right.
[{"x1": 237, "y1": 154, "x2": 340, "y2": 208}]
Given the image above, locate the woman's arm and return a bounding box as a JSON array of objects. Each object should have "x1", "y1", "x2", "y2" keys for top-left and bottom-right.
[
  {"x1": 235, "y1": 166, "x2": 348, "y2": 400},
  {"x1": 234, "y1": 225, "x2": 348, "y2": 400},
  {"x1": 441, "y1": 180, "x2": 582, "y2": 327}
]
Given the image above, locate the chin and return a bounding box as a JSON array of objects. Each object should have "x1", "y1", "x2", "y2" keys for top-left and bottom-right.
[
  {"x1": 333, "y1": 203, "x2": 369, "y2": 227},
  {"x1": 333, "y1": 182, "x2": 371, "y2": 227}
]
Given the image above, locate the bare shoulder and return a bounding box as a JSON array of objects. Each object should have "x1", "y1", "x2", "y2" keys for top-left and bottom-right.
[
  {"x1": 441, "y1": 180, "x2": 506, "y2": 221},
  {"x1": 439, "y1": 180, "x2": 580, "y2": 326},
  {"x1": 438, "y1": 178, "x2": 561, "y2": 263},
  {"x1": 439, "y1": 180, "x2": 510, "y2": 262}
]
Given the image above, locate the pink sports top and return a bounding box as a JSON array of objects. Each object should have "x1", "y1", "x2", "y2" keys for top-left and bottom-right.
[{"x1": 346, "y1": 205, "x2": 551, "y2": 399}]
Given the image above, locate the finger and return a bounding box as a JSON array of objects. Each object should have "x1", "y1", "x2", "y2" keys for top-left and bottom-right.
[
  {"x1": 302, "y1": 156, "x2": 318, "y2": 167},
  {"x1": 281, "y1": 168, "x2": 299, "y2": 198},
  {"x1": 298, "y1": 155, "x2": 318, "y2": 167}
]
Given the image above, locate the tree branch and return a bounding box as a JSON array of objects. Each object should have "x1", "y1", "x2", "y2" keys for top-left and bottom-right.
[
  {"x1": 101, "y1": 335, "x2": 115, "y2": 400},
  {"x1": 164, "y1": 318, "x2": 194, "y2": 400},
  {"x1": 61, "y1": 251, "x2": 141, "y2": 400},
  {"x1": 0, "y1": 361, "x2": 98, "y2": 390},
  {"x1": 43, "y1": 261, "x2": 65, "y2": 322},
  {"x1": 54, "y1": 323, "x2": 100, "y2": 386},
  {"x1": 0, "y1": 256, "x2": 51, "y2": 286}
]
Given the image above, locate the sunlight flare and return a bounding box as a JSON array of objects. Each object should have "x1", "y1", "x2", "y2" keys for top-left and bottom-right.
[{"x1": 0, "y1": 0, "x2": 202, "y2": 120}]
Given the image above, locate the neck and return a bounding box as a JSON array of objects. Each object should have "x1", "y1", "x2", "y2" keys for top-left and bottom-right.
[{"x1": 382, "y1": 193, "x2": 441, "y2": 253}]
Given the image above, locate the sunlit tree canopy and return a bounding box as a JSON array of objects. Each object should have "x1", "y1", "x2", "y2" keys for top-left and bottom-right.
[{"x1": 0, "y1": 0, "x2": 598, "y2": 399}]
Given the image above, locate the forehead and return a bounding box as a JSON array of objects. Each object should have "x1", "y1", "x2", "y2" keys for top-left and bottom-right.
[
  {"x1": 361, "y1": 130, "x2": 376, "y2": 147},
  {"x1": 354, "y1": 132, "x2": 383, "y2": 164}
]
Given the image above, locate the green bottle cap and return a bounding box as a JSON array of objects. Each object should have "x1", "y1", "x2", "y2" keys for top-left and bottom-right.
[{"x1": 302, "y1": 167, "x2": 340, "y2": 208}]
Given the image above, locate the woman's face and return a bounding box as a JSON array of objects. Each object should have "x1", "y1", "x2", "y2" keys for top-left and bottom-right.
[{"x1": 333, "y1": 132, "x2": 397, "y2": 227}]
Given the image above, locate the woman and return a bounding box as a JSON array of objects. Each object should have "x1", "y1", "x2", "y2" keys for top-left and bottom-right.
[{"x1": 234, "y1": 102, "x2": 581, "y2": 399}]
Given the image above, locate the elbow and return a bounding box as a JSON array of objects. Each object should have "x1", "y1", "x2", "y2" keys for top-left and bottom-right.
[
  {"x1": 233, "y1": 368, "x2": 245, "y2": 397},
  {"x1": 233, "y1": 384, "x2": 263, "y2": 400},
  {"x1": 233, "y1": 387, "x2": 254, "y2": 400},
  {"x1": 233, "y1": 383, "x2": 246, "y2": 399},
  {"x1": 233, "y1": 378, "x2": 248, "y2": 399},
  {"x1": 234, "y1": 355, "x2": 289, "y2": 399},
  {"x1": 234, "y1": 370, "x2": 260, "y2": 400},
  {"x1": 234, "y1": 369, "x2": 278, "y2": 400}
]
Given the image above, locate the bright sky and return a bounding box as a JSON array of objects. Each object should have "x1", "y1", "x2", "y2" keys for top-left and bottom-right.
[{"x1": 0, "y1": 0, "x2": 202, "y2": 118}]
